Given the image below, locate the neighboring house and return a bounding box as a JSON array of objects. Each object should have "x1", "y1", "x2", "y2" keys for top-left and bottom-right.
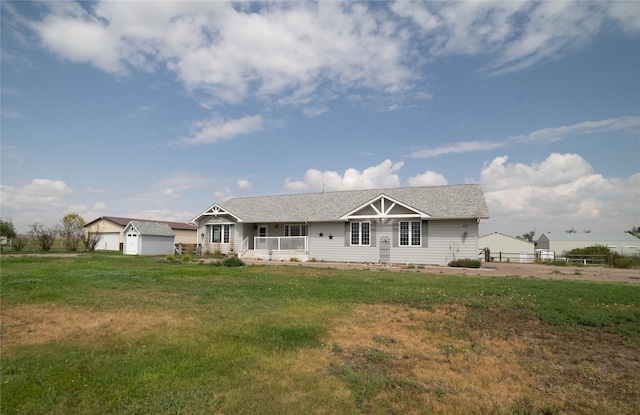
[
  {"x1": 478, "y1": 232, "x2": 535, "y2": 263},
  {"x1": 537, "y1": 233, "x2": 640, "y2": 256},
  {"x1": 123, "y1": 221, "x2": 175, "y2": 256},
  {"x1": 191, "y1": 184, "x2": 489, "y2": 265},
  {"x1": 84, "y1": 216, "x2": 197, "y2": 251}
]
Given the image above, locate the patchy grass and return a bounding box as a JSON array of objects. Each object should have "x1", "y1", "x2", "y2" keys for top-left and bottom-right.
[{"x1": 1, "y1": 254, "x2": 639, "y2": 414}]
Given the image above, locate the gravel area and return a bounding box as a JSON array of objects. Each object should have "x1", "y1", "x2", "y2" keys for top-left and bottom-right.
[{"x1": 243, "y1": 259, "x2": 640, "y2": 284}]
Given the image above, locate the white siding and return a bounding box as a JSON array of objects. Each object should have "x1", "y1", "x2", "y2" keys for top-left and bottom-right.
[
  {"x1": 305, "y1": 219, "x2": 479, "y2": 265},
  {"x1": 394, "y1": 220, "x2": 478, "y2": 265},
  {"x1": 479, "y1": 233, "x2": 534, "y2": 263},
  {"x1": 95, "y1": 233, "x2": 120, "y2": 251}
]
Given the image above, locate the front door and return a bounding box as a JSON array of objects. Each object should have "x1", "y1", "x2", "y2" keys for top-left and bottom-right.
[{"x1": 379, "y1": 236, "x2": 390, "y2": 263}]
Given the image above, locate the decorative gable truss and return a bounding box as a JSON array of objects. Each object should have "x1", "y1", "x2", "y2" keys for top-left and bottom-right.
[
  {"x1": 339, "y1": 194, "x2": 430, "y2": 221},
  {"x1": 193, "y1": 204, "x2": 242, "y2": 224},
  {"x1": 340, "y1": 194, "x2": 430, "y2": 248}
]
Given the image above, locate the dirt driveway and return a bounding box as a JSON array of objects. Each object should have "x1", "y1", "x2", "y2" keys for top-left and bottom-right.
[{"x1": 243, "y1": 259, "x2": 640, "y2": 284}]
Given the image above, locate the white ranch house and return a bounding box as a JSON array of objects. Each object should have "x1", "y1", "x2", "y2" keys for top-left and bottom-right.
[{"x1": 191, "y1": 184, "x2": 489, "y2": 265}]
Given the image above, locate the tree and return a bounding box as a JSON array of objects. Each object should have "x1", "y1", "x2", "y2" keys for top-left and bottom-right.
[
  {"x1": 0, "y1": 218, "x2": 17, "y2": 239},
  {"x1": 29, "y1": 222, "x2": 58, "y2": 251},
  {"x1": 59, "y1": 213, "x2": 86, "y2": 251},
  {"x1": 517, "y1": 230, "x2": 536, "y2": 242},
  {"x1": 627, "y1": 226, "x2": 640, "y2": 238},
  {"x1": 82, "y1": 229, "x2": 102, "y2": 251},
  {"x1": 565, "y1": 228, "x2": 577, "y2": 233}
]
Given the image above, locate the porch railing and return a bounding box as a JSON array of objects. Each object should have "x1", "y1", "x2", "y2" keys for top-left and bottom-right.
[
  {"x1": 254, "y1": 236, "x2": 307, "y2": 251},
  {"x1": 240, "y1": 237, "x2": 249, "y2": 256}
]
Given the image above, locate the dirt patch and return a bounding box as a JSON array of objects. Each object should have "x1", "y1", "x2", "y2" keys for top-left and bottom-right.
[
  {"x1": 0, "y1": 304, "x2": 193, "y2": 350},
  {"x1": 325, "y1": 304, "x2": 640, "y2": 414},
  {"x1": 245, "y1": 259, "x2": 640, "y2": 283}
]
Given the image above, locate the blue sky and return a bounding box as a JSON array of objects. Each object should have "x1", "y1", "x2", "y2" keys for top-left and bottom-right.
[{"x1": 1, "y1": 1, "x2": 639, "y2": 237}]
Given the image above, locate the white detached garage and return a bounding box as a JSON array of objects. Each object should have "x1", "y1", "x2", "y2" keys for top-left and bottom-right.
[{"x1": 123, "y1": 221, "x2": 175, "y2": 256}]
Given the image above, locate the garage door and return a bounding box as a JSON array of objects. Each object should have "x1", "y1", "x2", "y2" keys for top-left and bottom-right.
[{"x1": 96, "y1": 233, "x2": 120, "y2": 251}]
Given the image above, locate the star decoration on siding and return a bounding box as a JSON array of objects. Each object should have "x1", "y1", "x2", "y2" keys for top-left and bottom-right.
[
  {"x1": 319, "y1": 232, "x2": 324, "y2": 237},
  {"x1": 328, "y1": 234, "x2": 334, "y2": 240}
]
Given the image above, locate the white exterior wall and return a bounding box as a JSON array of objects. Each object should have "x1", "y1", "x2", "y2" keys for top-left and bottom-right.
[
  {"x1": 95, "y1": 233, "x2": 120, "y2": 251},
  {"x1": 551, "y1": 240, "x2": 639, "y2": 256},
  {"x1": 479, "y1": 233, "x2": 534, "y2": 263}
]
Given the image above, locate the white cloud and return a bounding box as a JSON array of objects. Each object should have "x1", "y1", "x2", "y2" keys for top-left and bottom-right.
[
  {"x1": 0, "y1": 179, "x2": 75, "y2": 232},
  {"x1": 27, "y1": 2, "x2": 414, "y2": 107},
  {"x1": 22, "y1": 1, "x2": 640, "y2": 110},
  {"x1": 407, "y1": 171, "x2": 448, "y2": 187},
  {"x1": 302, "y1": 106, "x2": 330, "y2": 118},
  {"x1": 509, "y1": 116, "x2": 640, "y2": 144},
  {"x1": 1, "y1": 109, "x2": 24, "y2": 119},
  {"x1": 410, "y1": 116, "x2": 640, "y2": 158},
  {"x1": 93, "y1": 202, "x2": 106, "y2": 211},
  {"x1": 480, "y1": 153, "x2": 640, "y2": 235},
  {"x1": 284, "y1": 159, "x2": 404, "y2": 192},
  {"x1": 179, "y1": 115, "x2": 264, "y2": 145},
  {"x1": 237, "y1": 180, "x2": 252, "y2": 191},
  {"x1": 130, "y1": 171, "x2": 212, "y2": 205},
  {"x1": 411, "y1": 140, "x2": 506, "y2": 158}
]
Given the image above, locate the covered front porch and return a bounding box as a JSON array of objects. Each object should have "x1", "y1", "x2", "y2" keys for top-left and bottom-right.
[{"x1": 240, "y1": 235, "x2": 309, "y2": 262}]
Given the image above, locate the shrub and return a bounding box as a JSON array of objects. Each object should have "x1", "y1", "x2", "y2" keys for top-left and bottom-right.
[
  {"x1": 614, "y1": 257, "x2": 635, "y2": 269},
  {"x1": 181, "y1": 255, "x2": 191, "y2": 263},
  {"x1": 448, "y1": 258, "x2": 481, "y2": 268},
  {"x1": 222, "y1": 256, "x2": 245, "y2": 267},
  {"x1": 165, "y1": 255, "x2": 176, "y2": 261},
  {"x1": 289, "y1": 257, "x2": 299, "y2": 262}
]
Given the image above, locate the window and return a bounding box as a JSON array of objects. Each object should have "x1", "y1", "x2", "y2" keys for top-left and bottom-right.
[
  {"x1": 211, "y1": 224, "x2": 231, "y2": 243},
  {"x1": 399, "y1": 221, "x2": 421, "y2": 246},
  {"x1": 285, "y1": 224, "x2": 307, "y2": 237},
  {"x1": 350, "y1": 222, "x2": 370, "y2": 246}
]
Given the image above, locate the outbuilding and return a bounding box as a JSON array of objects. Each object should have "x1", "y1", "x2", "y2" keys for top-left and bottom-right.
[
  {"x1": 123, "y1": 221, "x2": 175, "y2": 256},
  {"x1": 478, "y1": 232, "x2": 535, "y2": 263},
  {"x1": 536, "y1": 233, "x2": 639, "y2": 256},
  {"x1": 84, "y1": 216, "x2": 196, "y2": 251}
]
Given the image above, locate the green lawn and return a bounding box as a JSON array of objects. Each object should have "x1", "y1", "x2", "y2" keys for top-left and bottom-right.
[{"x1": 1, "y1": 253, "x2": 639, "y2": 414}]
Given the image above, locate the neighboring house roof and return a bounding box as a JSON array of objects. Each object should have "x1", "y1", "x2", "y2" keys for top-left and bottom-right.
[
  {"x1": 126, "y1": 221, "x2": 175, "y2": 237},
  {"x1": 538, "y1": 233, "x2": 639, "y2": 242},
  {"x1": 193, "y1": 184, "x2": 489, "y2": 223},
  {"x1": 85, "y1": 216, "x2": 196, "y2": 231}
]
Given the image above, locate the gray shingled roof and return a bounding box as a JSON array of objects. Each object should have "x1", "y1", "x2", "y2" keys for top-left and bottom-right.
[
  {"x1": 128, "y1": 221, "x2": 175, "y2": 236},
  {"x1": 213, "y1": 184, "x2": 488, "y2": 222}
]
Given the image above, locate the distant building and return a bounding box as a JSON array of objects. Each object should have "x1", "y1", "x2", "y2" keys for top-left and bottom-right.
[
  {"x1": 84, "y1": 216, "x2": 196, "y2": 251},
  {"x1": 536, "y1": 233, "x2": 639, "y2": 256},
  {"x1": 123, "y1": 221, "x2": 175, "y2": 256},
  {"x1": 478, "y1": 232, "x2": 535, "y2": 263}
]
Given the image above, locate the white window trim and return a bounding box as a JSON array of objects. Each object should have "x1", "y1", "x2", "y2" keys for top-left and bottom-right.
[
  {"x1": 284, "y1": 224, "x2": 307, "y2": 237},
  {"x1": 210, "y1": 224, "x2": 231, "y2": 244},
  {"x1": 399, "y1": 220, "x2": 421, "y2": 247},
  {"x1": 350, "y1": 221, "x2": 371, "y2": 246}
]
